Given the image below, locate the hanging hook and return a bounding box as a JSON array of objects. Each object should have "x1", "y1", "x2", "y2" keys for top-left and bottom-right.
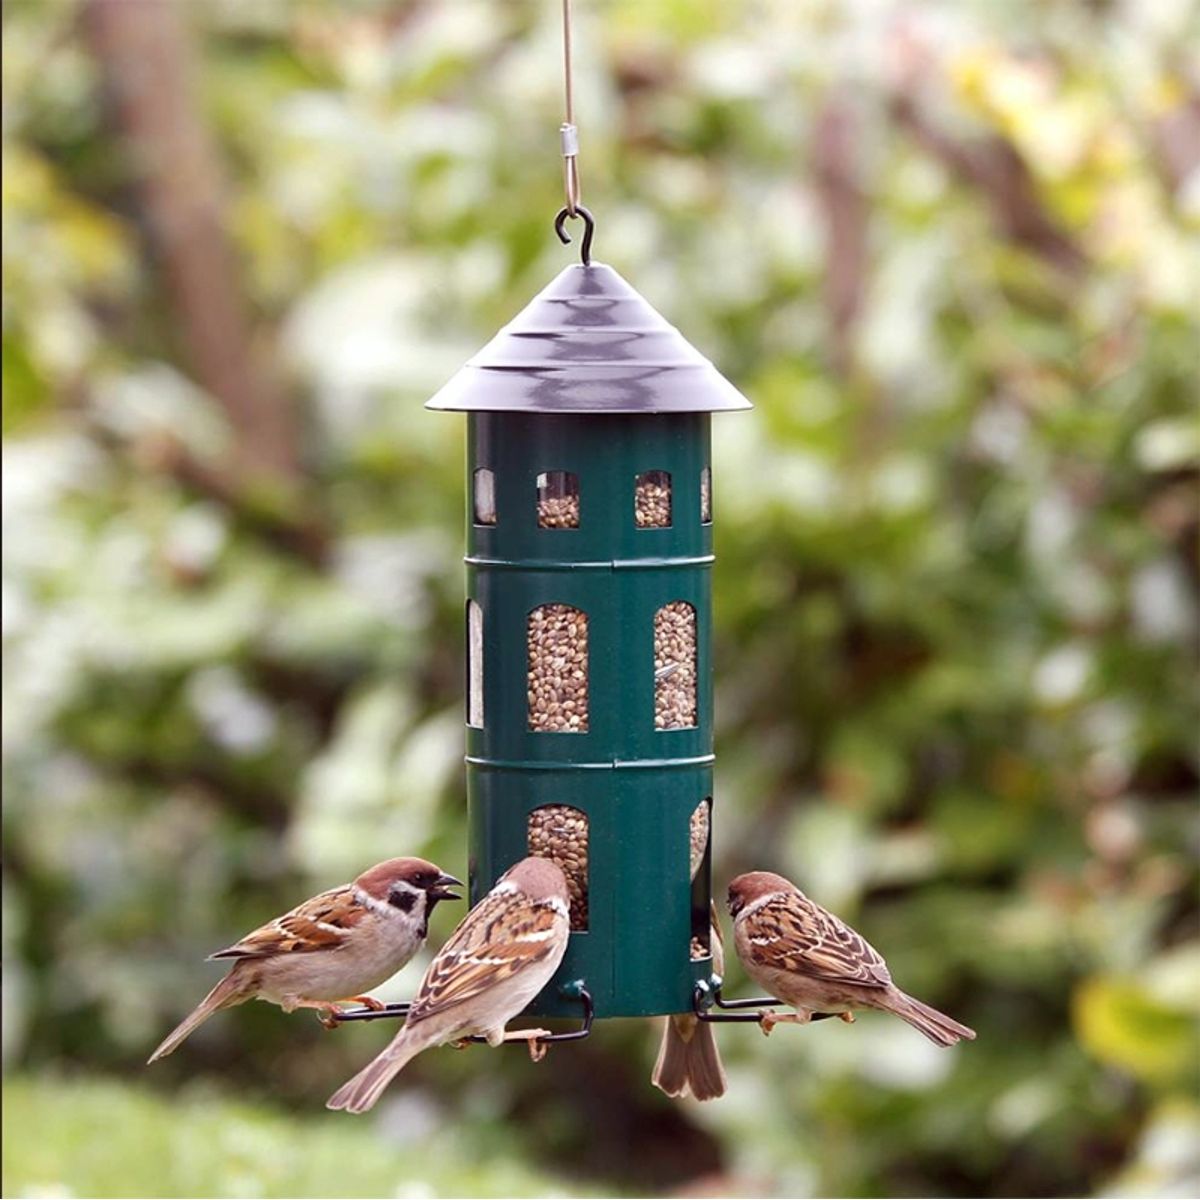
[{"x1": 555, "y1": 204, "x2": 595, "y2": 266}]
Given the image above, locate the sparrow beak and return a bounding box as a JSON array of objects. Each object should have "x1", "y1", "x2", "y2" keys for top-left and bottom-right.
[{"x1": 428, "y1": 872, "x2": 463, "y2": 902}]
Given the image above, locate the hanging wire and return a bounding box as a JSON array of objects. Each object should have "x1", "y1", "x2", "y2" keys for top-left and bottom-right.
[
  {"x1": 560, "y1": 0, "x2": 580, "y2": 215},
  {"x1": 554, "y1": 0, "x2": 595, "y2": 264}
]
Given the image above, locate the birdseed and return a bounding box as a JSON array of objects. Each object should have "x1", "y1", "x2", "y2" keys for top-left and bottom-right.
[
  {"x1": 537, "y1": 471, "x2": 579, "y2": 529},
  {"x1": 527, "y1": 604, "x2": 589, "y2": 732},
  {"x1": 654, "y1": 602, "x2": 697, "y2": 729},
  {"x1": 635, "y1": 471, "x2": 671, "y2": 528},
  {"x1": 537, "y1": 495, "x2": 580, "y2": 528},
  {"x1": 527, "y1": 804, "x2": 589, "y2": 931}
]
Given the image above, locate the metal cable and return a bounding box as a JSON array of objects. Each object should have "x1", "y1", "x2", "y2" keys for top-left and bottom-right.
[{"x1": 560, "y1": 0, "x2": 581, "y2": 215}]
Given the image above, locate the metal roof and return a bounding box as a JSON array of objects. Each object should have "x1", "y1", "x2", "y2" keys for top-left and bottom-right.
[{"x1": 425, "y1": 262, "x2": 752, "y2": 414}]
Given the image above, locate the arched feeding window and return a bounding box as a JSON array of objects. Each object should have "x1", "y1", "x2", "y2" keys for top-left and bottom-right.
[
  {"x1": 654, "y1": 601, "x2": 697, "y2": 729},
  {"x1": 473, "y1": 468, "x2": 496, "y2": 525},
  {"x1": 527, "y1": 604, "x2": 589, "y2": 732},
  {"x1": 690, "y1": 798, "x2": 712, "y2": 960},
  {"x1": 700, "y1": 466, "x2": 712, "y2": 524},
  {"x1": 635, "y1": 470, "x2": 672, "y2": 527},
  {"x1": 528, "y1": 804, "x2": 589, "y2": 931},
  {"x1": 537, "y1": 471, "x2": 580, "y2": 528},
  {"x1": 466, "y1": 600, "x2": 484, "y2": 728}
]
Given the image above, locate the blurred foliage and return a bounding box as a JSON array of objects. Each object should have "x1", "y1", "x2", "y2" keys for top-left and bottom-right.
[
  {"x1": 2, "y1": 0, "x2": 1198, "y2": 1197},
  {"x1": 2, "y1": 1075, "x2": 606, "y2": 1198}
]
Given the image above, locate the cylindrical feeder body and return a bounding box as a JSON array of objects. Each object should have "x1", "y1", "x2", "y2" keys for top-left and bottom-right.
[{"x1": 428, "y1": 262, "x2": 750, "y2": 1019}]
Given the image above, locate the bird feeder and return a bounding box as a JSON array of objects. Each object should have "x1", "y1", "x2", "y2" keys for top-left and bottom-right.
[{"x1": 425, "y1": 209, "x2": 752, "y2": 1021}]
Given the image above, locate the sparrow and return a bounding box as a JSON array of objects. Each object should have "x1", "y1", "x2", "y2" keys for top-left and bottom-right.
[
  {"x1": 727, "y1": 871, "x2": 976, "y2": 1047},
  {"x1": 652, "y1": 802, "x2": 728, "y2": 1102},
  {"x1": 327, "y1": 856, "x2": 570, "y2": 1114},
  {"x1": 652, "y1": 904, "x2": 728, "y2": 1101},
  {"x1": 148, "y1": 857, "x2": 462, "y2": 1063}
]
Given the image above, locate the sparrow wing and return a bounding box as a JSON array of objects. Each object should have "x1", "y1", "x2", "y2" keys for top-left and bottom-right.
[
  {"x1": 746, "y1": 893, "x2": 892, "y2": 989},
  {"x1": 209, "y1": 885, "x2": 368, "y2": 959},
  {"x1": 406, "y1": 889, "x2": 564, "y2": 1026}
]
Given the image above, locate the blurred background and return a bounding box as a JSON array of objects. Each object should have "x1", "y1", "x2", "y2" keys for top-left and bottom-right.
[{"x1": 3, "y1": 0, "x2": 1198, "y2": 1196}]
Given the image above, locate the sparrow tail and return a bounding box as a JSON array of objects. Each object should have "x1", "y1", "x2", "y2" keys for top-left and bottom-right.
[
  {"x1": 652, "y1": 1014, "x2": 728, "y2": 1102},
  {"x1": 883, "y1": 988, "x2": 976, "y2": 1047},
  {"x1": 326, "y1": 1030, "x2": 428, "y2": 1114},
  {"x1": 147, "y1": 970, "x2": 250, "y2": 1064}
]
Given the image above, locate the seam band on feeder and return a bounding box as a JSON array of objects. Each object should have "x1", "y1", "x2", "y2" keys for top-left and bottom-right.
[
  {"x1": 464, "y1": 754, "x2": 716, "y2": 771},
  {"x1": 464, "y1": 555, "x2": 714, "y2": 571}
]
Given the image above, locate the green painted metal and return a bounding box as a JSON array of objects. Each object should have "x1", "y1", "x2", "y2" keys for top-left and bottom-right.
[{"x1": 464, "y1": 411, "x2": 716, "y2": 1017}]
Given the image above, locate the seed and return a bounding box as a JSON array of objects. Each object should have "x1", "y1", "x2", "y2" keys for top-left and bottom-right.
[
  {"x1": 528, "y1": 604, "x2": 589, "y2": 732},
  {"x1": 538, "y1": 493, "x2": 580, "y2": 528},
  {"x1": 635, "y1": 471, "x2": 671, "y2": 528},
  {"x1": 654, "y1": 602, "x2": 696, "y2": 729},
  {"x1": 690, "y1": 935, "x2": 710, "y2": 961},
  {"x1": 527, "y1": 804, "x2": 589, "y2": 931}
]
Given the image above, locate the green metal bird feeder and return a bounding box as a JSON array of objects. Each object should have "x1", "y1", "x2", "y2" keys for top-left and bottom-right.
[
  {"x1": 336, "y1": 0, "x2": 758, "y2": 1038},
  {"x1": 423, "y1": 206, "x2": 751, "y2": 1021}
]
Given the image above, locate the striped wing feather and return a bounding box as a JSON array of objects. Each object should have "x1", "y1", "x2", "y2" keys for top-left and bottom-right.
[
  {"x1": 749, "y1": 893, "x2": 892, "y2": 989},
  {"x1": 407, "y1": 890, "x2": 562, "y2": 1026},
  {"x1": 209, "y1": 885, "x2": 367, "y2": 959}
]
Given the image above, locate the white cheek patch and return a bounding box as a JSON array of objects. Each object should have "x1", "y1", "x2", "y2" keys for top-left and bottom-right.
[
  {"x1": 354, "y1": 887, "x2": 394, "y2": 918},
  {"x1": 539, "y1": 896, "x2": 569, "y2": 918},
  {"x1": 737, "y1": 892, "x2": 785, "y2": 922}
]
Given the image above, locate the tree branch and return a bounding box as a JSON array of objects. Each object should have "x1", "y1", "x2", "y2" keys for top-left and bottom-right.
[
  {"x1": 812, "y1": 89, "x2": 868, "y2": 377},
  {"x1": 83, "y1": 0, "x2": 302, "y2": 484},
  {"x1": 890, "y1": 90, "x2": 1087, "y2": 277}
]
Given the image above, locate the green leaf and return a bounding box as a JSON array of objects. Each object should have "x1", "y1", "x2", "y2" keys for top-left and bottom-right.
[{"x1": 1074, "y1": 976, "x2": 1200, "y2": 1086}]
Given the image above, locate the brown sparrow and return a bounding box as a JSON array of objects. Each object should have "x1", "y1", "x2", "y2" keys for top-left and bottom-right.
[
  {"x1": 652, "y1": 801, "x2": 728, "y2": 1101},
  {"x1": 327, "y1": 856, "x2": 570, "y2": 1114},
  {"x1": 652, "y1": 904, "x2": 728, "y2": 1101},
  {"x1": 148, "y1": 857, "x2": 462, "y2": 1063},
  {"x1": 728, "y1": 871, "x2": 976, "y2": 1046}
]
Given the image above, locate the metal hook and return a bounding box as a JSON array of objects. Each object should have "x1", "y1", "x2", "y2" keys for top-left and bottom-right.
[
  {"x1": 692, "y1": 977, "x2": 838, "y2": 1025},
  {"x1": 555, "y1": 205, "x2": 595, "y2": 266}
]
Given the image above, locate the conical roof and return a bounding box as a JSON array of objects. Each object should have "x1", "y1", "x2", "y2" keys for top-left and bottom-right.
[{"x1": 425, "y1": 262, "x2": 752, "y2": 414}]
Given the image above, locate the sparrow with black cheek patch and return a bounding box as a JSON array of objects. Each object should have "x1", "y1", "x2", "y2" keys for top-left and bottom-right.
[
  {"x1": 327, "y1": 856, "x2": 570, "y2": 1114},
  {"x1": 148, "y1": 857, "x2": 462, "y2": 1063},
  {"x1": 728, "y1": 871, "x2": 976, "y2": 1047}
]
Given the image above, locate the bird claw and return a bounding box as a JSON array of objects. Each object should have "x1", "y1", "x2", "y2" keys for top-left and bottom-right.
[
  {"x1": 345, "y1": 995, "x2": 386, "y2": 1011},
  {"x1": 838, "y1": 1011, "x2": 855, "y2": 1024},
  {"x1": 316, "y1": 995, "x2": 386, "y2": 1029},
  {"x1": 760, "y1": 1010, "x2": 812, "y2": 1036},
  {"x1": 500, "y1": 1027, "x2": 553, "y2": 1061}
]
